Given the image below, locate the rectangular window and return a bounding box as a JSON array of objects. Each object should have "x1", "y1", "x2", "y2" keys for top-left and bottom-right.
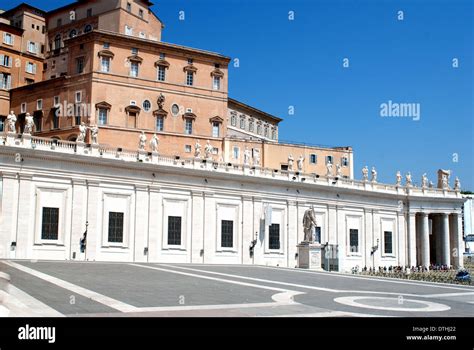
[
  {"x1": 159, "y1": 53, "x2": 165, "y2": 60},
  {"x1": 185, "y1": 145, "x2": 192, "y2": 153},
  {"x1": 213, "y1": 76, "x2": 221, "y2": 90},
  {"x1": 126, "y1": 2, "x2": 132, "y2": 12},
  {"x1": 0, "y1": 55, "x2": 12, "y2": 67},
  {"x1": 75, "y1": 116, "x2": 81, "y2": 126},
  {"x1": 157, "y1": 66, "x2": 166, "y2": 81},
  {"x1": 36, "y1": 99, "x2": 43, "y2": 110},
  {"x1": 34, "y1": 115, "x2": 42, "y2": 132},
  {"x1": 101, "y1": 57, "x2": 110, "y2": 73},
  {"x1": 221, "y1": 220, "x2": 233, "y2": 248},
  {"x1": 53, "y1": 114, "x2": 59, "y2": 129},
  {"x1": 108, "y1": 212, "x2": 124, "y2": 243},
  {"x1": 384, "y1": 231, "x2": 393, "y2": 254},
  {"x1": 187, "y1": 58, "x2": 193, "y2": 65},
  {"x1": 326, "y1": 155, "x2": 333, "y2": 164},
  {"x1": 25, "y1": 78, "x2": 34, "y2": 85},
  {"x1": 87, "y1": 8, "x2": 93, "y2": 17},
  {"x1": 75, "y1": 91, "x2": 82, "y2": 103},
  {"x1": 156, "y1": 117, "x2": 164, "y2": 131},
  {"x1": 125, "y1": 25, "x2": 133, "y2": 36},
  {"x1": 103, "y1": 42, "x2": 110, "y2": 49},
  {"x1": 139, "y1": 9, "x2": 144, "y2": 18},
  {"x1": 26, "y1": 62, "x2": 37, "y2": 74},
  {"x1": 342, "y1": 157, "x2": 349, "y2": 167},
  {"x1": 21, "y1": 102, "x2": 27, "y2": 113},
  {"x1": 212, "y1": 122, "x2": 219, "y2": 137},
  {"x1": 130, "y1": 62, "x2": 139, "y2": 77},
  {"x1": 0, "y1": 118, "x2": 4, "y2": 132},
  {"x1": 27, "y1": 41, "x2": 37, "y2": 54},
  {"x1": 212, "y1": 147, "x2": 218, "y2": 155},
  {"x1": 310, "y1": 154, "x2": 317, "y2": 164},
  {"x1": 314, "y1": 226, "x2": 321, "y2": 243},
  {"x1": 54, "y1": 96, "x2": 60, "y2": 106},
  {"x1": 98, "y1": 108, "x2": 108, "y2": 125},
  {"x1": 3, "y1": 33, "x2": 14, "y2": 45},
  {"x1": 0, "y1": 73, "x2": 12, "y2": 89},
  {"x1": 269, "y1": 224, "x2": 280, "y2": 250},
  {"x1": 233, "y1": 147, "x2": 239, "y2": 159},
  {"x1": 41, "y1": 207, "x2": 59, "y2": 240},
  {"x1": 349, "y1": 229, "x2": 359, "y2": 253},
  {"x1": 185, "y1": 119, "x2": 192, "y2": 135},
  {"x1": 186, "y1": 71, "x2": 193, "y2": 86},
  {"x1": 76, "y1": 57, "x2": 85, "y2": 74},
  {"x1": 167, "y1": 216, "x2": 182, "y2": 246},
  {"x1": 131, "y1": 48, "x2": 138, "y2": 55}
]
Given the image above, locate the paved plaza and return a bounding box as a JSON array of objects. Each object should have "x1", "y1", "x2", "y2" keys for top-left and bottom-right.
[{"x1": 1, "y1": 260, "x2": 473, "y2": 317}]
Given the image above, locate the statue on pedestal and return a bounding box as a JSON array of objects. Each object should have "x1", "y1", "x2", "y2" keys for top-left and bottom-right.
[
  {"x1": 6, "y1": 111, "x2": 17, "y2": 133},
  {"x1": 362, "y1": 166, "x2": 369, "y2": 182},
  {"x1": 23, "y1": 113, "x2": 34, "y2": 135},
  {"x1": 371, "y1": 167, "x2": 377, "y2": 183},
  {"x1": 297, "y1": 155, "x2": 304, "y2": 172},
  {"x1": 454, "y1": 177, "x2": 461, "y2": 191},
  {"x1": 90, "y1": 125, "x2": 99, "y2": 145},
  {"x1": 138, "y1": 131, "x2": 147, "y2": 150},
  {"x1": 303, "y1": 206, "x2": 318, "y2": 243},
  {"x1": 77, "y1": 122, "x2": 87, "y2": 142},
  {"x1": 288, "y1": 154, "x2": 294, "y2": 171},
  {"x1": 244, "y1": 147, "x2": 251, "y2": 166},
  {"x1": 204, "y1": 140, "x2": 213, "y2": 159},
  {"x1": 396, "y1": 171, "x2": 402, "y2": 186},
  {"x1": 253, "y1": 149, "x2": 261, "y2": 167},
  {"x1": 421, "y1": 173, "x2": 428, "y2": 189},
  {"x1": 336, "y1": 164, "x2": 343, "y2": 177},
  {"x1": 437, "y1": 169, "x2": 451, "y2": 189},
  {"x1": 406, "y1": 172, "x2": 412, "y2": 186},
  {"x1": 326, "y1": 162, "x2": 333, "y2": 177},
  {"x1": 157, "y1": 93, "x2": 165, "y2": 110},
  {"x1": 194, "y1": 141, "x2": 202, "y2": 158},
  {"x1": 150, "y1": 134, "x2": 159, "y2": 152}
]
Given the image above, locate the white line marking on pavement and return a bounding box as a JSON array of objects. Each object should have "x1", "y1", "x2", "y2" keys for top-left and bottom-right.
[
  {"x1": 254, "y1": 265, "x2": 474, "y2": 291},
  {"x1": 422, "y1": 291, "x2": 474, "y2": 298},
  {"x1": 334, "y1": 296, "x2": 451, "y2": 312},
  {"x1": 272, "y1": 311, "x2": 392, "y2": 318},
  {"x1": 158, "y1": 264, "x2": 473, "y2": 300},
  {"x1": 3, "y1": 285, "x2": 64, "y2": 317},
  {"x1": 2, "y1": 261, "x2": 138, "y2": 313}
]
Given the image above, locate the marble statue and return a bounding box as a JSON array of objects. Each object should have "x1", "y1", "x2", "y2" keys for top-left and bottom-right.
[
  {"x1": 288, "y1": 154, "x2": 294, "y2": 171},
  {"x1": 336, "y1": 164, "x2": 343, "y2": 177},
  {"x1": 23, "y1": 113, "x2": 34, "y2": 135},
  {"x1": 157, "y1": 93, "x2": 165, "y2": 110},
  {"x1": 437, "y1": 169, "x2": 451, "y2": 189},
  {"x1": 429, "y1": 181, "x2": 434, "y2": 189},
  {"x1": 326, "y1": 162, "x2": 333, "y2": 177},
  {"x1": 243, "y1": 147, "x2": 250, "y2": 165},
  {"x1": 6, "y1": 111, "x2": 17, "y2": 133},
  {"x1": 253, "y1": 149, "x2": 261, "y2": 167},
  {"x1": 421, "y1": 173, "x2": 428, "y2": 188},
  {"x1": 362, "y1": 166, "x2": 369, "y2": 182},
  {"x1": 371, "y1": 167, "x2": 377, "y2": 183},
  {"x1": 138, "y1": 131, "x2": 147, "y2": 150},
  {"x1": 303, "y1": 206, "x2": 318, "y2": 243},
  {"x1": 204, "y1": 140, "x2": 213, "y2": 159},
  {"x1": 297, "y1": 155, "x2": 304, "y2": 172},
  {"x1": 396, "y1": 171, "x2": 402, "y2": 186},
  {"x1": 406, "y1": 172, "x2": 412, "y2": 186},
  {"x1": 442, "y1": 175, "x2": 449, "y2": 190},
  {"x1": 77, "y1": 122, "x2": 87, "y2": 142},
  {"x1": 454, "y1": 177, "x2": 461, "y2": 191},
  {"x1": 150, "y1": 134, "x2": 159, "y2": 152},
  {"x1": 90, "y1": 125, "x2": 99, "y2": 145},
  {"x1": 194, "y1": 141, "x2": 202, "y2": 158}
]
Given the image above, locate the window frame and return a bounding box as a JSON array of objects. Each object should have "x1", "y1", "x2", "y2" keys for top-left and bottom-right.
[
  {"x1": 101, "y1": 56, "x2": 110, "y2": 73},
  {"x1": 167, "y1": 216, "x2": 182, "y2": 246},
  {"x1": 41, "y1": 207, "x2": 59, "y2": 241},
  {"x1": 186, "y1": 71, "x2": 194, "y2": 86},
  {"x1": 221, "y1": 220, "x2": 234, "y2": 249},
  {"x1": 184, "y1": 118, "x2": 193, "y2": 135},
  {"x1": 107, "y1": 212, "x2": 124, "y2": 244}
]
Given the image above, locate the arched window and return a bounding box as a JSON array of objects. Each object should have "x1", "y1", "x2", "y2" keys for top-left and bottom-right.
[
  {"x1": 249, "y1": 120, "x2": 254, "y2": 133},
  {"x1": 231, "y1": 115, "x2": 236, "y2": 126},
  {"x1": 69, "y1": 29, "x2": 77, "y2": 38},
  {"x1": 257, "y1": 125, "x2": 262, "y2": 135},
  {"x1": 240, "y1": 117, "x2": 245, "y2": 130},
  {"x1": 264, "y1": 126, "x2": 269, "y2": 138},
  {"x1": 54, "y1": 34, "x2": 61, "y2": 50}
]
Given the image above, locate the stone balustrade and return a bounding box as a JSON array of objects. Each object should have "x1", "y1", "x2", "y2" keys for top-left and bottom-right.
[{"x1": 0, "y1": 131, "x2": 461, "y2": 199}]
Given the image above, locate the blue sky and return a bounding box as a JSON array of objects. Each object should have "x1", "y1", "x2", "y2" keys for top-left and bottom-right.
[{"x1": 2, "y1": 0, "x2": 473, "y2": 189}]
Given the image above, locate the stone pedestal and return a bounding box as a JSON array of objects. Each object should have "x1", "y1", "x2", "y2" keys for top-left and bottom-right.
[
  {"x1": 91, "y1": 143, "x2": 99, "y2": 156},
  {"x1": 297, "y1": 242, "x2": 323, "y2": 270},
  {"x1": 138, "y1": 149, "x2": 147, "y2": 162},
  {"x1": 76, "y1": 141, "x2": 85, "y2": 154},
  {"x1": 6, "y1": 132, "x2": 16, "y2": 146},
  {"x1": 22, "y1": 133, "x2": 32, "y2": 148},
  {"x1": 151, "y1": 151, "x2": 159, "y2": 163}
]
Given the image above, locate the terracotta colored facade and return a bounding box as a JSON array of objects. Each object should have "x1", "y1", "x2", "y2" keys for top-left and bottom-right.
[{"x1": 3, "y1": 0, "x2": 353, "y2": 178}]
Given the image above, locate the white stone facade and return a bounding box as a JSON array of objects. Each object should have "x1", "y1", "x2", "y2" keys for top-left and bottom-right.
[{"x1": 0, "y1": 134, "x2": 465, "y2": 272}]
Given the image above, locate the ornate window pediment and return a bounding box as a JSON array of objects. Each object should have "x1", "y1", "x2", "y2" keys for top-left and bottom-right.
[
  {"x1": 95, "y1": 101, "x2": 112, "y2": 110},
  {"x1": 153, "y1": 109, "x2": 168, "y2": 117},
  {"x1": 98, "y1": 50, "x2": 115, "y2": 58},
  {"x1": 209, "y1": 116, "x2": 224, "y2": 123},
  {"x1": 125, "y1": 105, "x2": 141, "y2": 114},
  {"x1": 154, "y1": 59, "x2": 170, "y2": 68},
  {"x1": 128, "y1": 55, "x2": 143, "y2": 63},
  {"x1": 183, "y1": 65, "x2": 197, "y2": 73},
  {"x1": 211, "y1": 68, "x2": 224, "y2": 78},
  {"x1": 183, "y1": 112, "x2": 197, "y2": 120}
]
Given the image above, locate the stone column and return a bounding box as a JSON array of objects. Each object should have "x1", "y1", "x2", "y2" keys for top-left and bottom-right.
[
  {"x1": 134, "y1": 185, "x2": 149, "y2": 262},
  {"x1": 191, "y1": 191, "x2": 205, "y2": 264},
  {"x1": 0, "y1": 173, "x2": 19, "y2": 259},
  {"x1": 287, "y1": 200, "x2": 298, "y2": 268},
  {"x1": 85, "y1": 181, "x2": 100, "y2": 261},
  {"x1": 70, "y1": 179, "x2": 87, "y2": 260},
  {"x1": 241, "y1": 196, "x2": 254, "y2": 265},
  {"x1": 449, "y1": 213, "x2": 462, "y2": 268},
  {"x1": 420, "y1": 213, "x2": 430, "y2": 269},
  {"x1": 440, "y1": 213, "x2": 450, "y2": 267},
  {"x1": 407, "y1": 213, "x2": 417, "y2": 268}
]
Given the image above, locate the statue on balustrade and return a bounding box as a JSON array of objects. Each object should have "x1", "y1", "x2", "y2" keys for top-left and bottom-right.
[
  {"x1": 204, "y1": 140, "x2": 213, "y2": 159},
  {"x1": 371, "y1": 167, "x2": 377, "y2": 183},
  {"x1": 243, "y1": 147, "x2": 251, "y2": 166},
  {"x1": 336, "y1": 164, "x2": 343, "y2": 177},
  {"x1": 90, "y1": 125, "x2": 99, "y2": 145},
  {"x1": 396, "y1": 171, "x2": 402, "y2": 185},
  {"x1": 77, "y1": 122, "x2": 87, "y2": 143},
  {"x1": 6, "y1": 111, "x2": 17, "y2": 133},
  {"x1": 297, "y1": 155, "x2": 304, "y2": 172},
  {"x1": 253, "y1": 149, "x2": 261, "y2": 167},
  {"x1": 288, "y1": 154, "x2": 294, "y2": 171},
  {"x1": 23, "y1": 113, "x2": 35, "y2": 135},
  {"x1": 194, "y1": 141, "x2": 202, "y2": 158},
  {"x1": 406, "y1": 172, "x2": 412, "y2": 186},
  {"x1": 362, "y1": 166, "x2": 369, "y2": 181},
  {"x1": 150, "y1": 134, "x2": 159, "y2": 153},
  {"x1": 454, "y1": 177, "x2": 461, "y2": 191},
  {"x1": 138, "y1": 131, "x2": 147, "y2": 150},
  {"x1": 421, "y1": 173, "x2": 428, "y2": 189},
  {"x1": 303, "y1": 206, "x2": 318, "y2": 243},
  {"x1": 326, "y1": 162, "x2": 333, "y2": 177}
]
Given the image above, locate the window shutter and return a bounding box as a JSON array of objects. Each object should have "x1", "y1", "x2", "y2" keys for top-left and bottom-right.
[
  {"x1": 6, "y1": 75, "x2": 11, "y2": 89},
  {"x1": 11, "y1": 35, "x2": 14, "y2": 45},
  {"x1": 8, "y1": 56, "x2": 12, "y2": 67},
  {"x1": 0, "y1": 55, "x2": 3, "y2": 66},
  {"x1": 33, "y1": 64, "x2": 37, "y2": 74},
  {"x1": 35, "y1": 42, "x2": 39, "y2": 53}
]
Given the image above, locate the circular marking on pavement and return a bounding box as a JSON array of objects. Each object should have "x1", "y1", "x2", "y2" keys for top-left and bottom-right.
[{"x1": 334, "y1": 296, "x2": 450, "y2": 312}]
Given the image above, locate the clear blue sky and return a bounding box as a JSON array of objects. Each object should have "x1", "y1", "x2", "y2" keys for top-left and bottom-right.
[{"x1": 2, "y1": 0, "x2": 473, "y2": 189}]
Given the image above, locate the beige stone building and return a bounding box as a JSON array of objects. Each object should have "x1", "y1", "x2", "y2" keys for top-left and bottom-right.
[{"x1": 3, "y1": 0, "x2": 353, "y2": 177}]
